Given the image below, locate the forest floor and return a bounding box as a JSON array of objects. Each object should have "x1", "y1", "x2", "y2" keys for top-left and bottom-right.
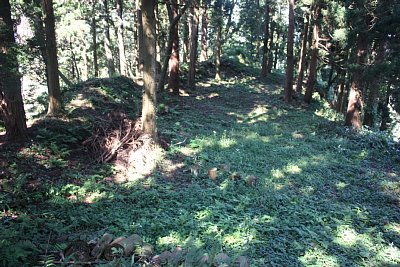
[{"x1": 1, "y1": 62, "x2": 400, "y2": 266}]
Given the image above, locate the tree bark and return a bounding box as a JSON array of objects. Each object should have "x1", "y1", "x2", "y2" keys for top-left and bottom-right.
[
  {"x1": 345, "y1": 32, "x2": 368, "y2": 130},
  {"x1": 284, "y1": 0, "x2": 295, "y2": 102},
  {"x1": 182, "y1": 11, "x2": 189, "y2": 63},
  {"x1": 266, "y1": 7, "x2": 275, "y2": 74},
  {"x1": 42, "y1": 0, "x2": 62, "y2": 115},
  {"x1": 336, "y1": 79, "x2": 345, "y2": 113},
  {"x1": 255, "y1": 0, "x2": 261, "y2": 60},
  {"x1": 141, "y1": 0, "x2": 157, "y2": 141},
  {"x1": 199, "y1": 0, "x2": 208, "y2": 62},
  {"x1": 136, "y1": 0, "x2": 144, "y2": 76},
  {"x1": 214, "y1": 0, "x2": 222, "y2": 81},
  {"x1": 363, "y1": 40, "x2": 385, "y2": 127},
  {"x1": 296, "y1": 13, "x2": 310, "y2": 93},
  {"x1": 188, "y1": 0, "x2": 199, "y2": 88},
  {"x1": 103, "y1": 0, "x2": 115, "y2": 77},
  {"x1": 261, "y1": 3, "x2": 270, "y2": 78},
  {"x1": 92, "y1": 0, "x2": 99, "y2": 77},
  {"x1": 116, "y1": 0, "x2": 127, "y2": 76},
  {"x1": 0, "y1": 0, "x2": 27, "y2": 140},
  {"x1": 304, "y1": 5, "x2": 320, "y2": 104}
]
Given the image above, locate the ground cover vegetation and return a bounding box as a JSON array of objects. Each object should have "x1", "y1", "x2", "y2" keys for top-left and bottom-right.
[{"x1": 1, "y1": 0, "x2": 400, "y2": 266}]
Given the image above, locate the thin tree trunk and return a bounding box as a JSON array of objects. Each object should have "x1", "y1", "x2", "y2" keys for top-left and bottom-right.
[
  {"x1": 188, "y1": 0, "x2": 199, "y2": 88},
  {"x1": 141, "y1": 0, "x2": 157, "y2": 141},
  {"x1": 214, "y1": 0, "x2": 222, "y2": 81},
  {"x1": 273, "y1": 30, "x2": 280, "y2": 70},
  {"x1": 200, "y1": 0, "x2": 208, "y2": 62},
  {"x1": 304, "y1": 5, "x2": 321, "y2": 104},
  {"x1": 363, "y1": 40, "x2": 385, "y2": 127},
  {"x1": 116, "y1": 0, "x2": 127, "y2": 76},
  {"x1": 336, "y1": 79, "x2": 345, "y2": 113},
  {"x1": 266, "y1": 8, "x2": 275, "y2": 73},
  {"x1": 182, "y1": 12, "x2": 189, "y2": 63},
  {"x1": 136, "y1": 0, "x2": 144, "y2": 76},
  {"x1": 70, "y1": 39, "x2": 80, "y2": 82},
  {"x1": 92, "y1": 0, "x2": 99, "y2": 77},
  {"x1": 284, "y1": 0, "x2": 294, "y2": 102},
  {"x1": 380, "y1": 85, "x2": 390, "y2": 131},
  {"x1": 0, "y1": 0, "x2": 27, "y2": 140},
  {"x1": 42, "y1": 0, "x2": 62, "y2": 115},
  {"x1": 82, "y1": 39, "x2": 89, "y2": 80},
  {"x1": 345, "y1": 32, "x2": 368, "y2": 130},
  {"x1": 255, "y1": 0, "x2": 261, "y2": 60},
  {"x1": 103, "y1": 0, "x2": 115, "y2": 77},
  {"x1": 296, "y1": 13, "x2": 310, "y2": 93},
  {"x1": 261, "y1": 3, "x2": 270, "y2": 78}
]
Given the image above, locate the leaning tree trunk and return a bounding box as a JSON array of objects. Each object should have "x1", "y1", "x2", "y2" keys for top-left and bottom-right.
[
  {"x1": 296, "y1": 13, "x2": 310, "y2": 93},
  {"x1": 304, "y1": 5, "x2": 321, "y2": 104},
  {"x1": 188, "y1": 0, "x2": 199, "y2": 88},
  {"x1": 0, "y1": 0, "x2": 27, "y2": 140},
  {"x1": 345, "y1": 32, "x2": 368, "y2": 130},
  {"x1": 284, "y1": 0, "x2": 294, "y2": 102},
  {"x1": 199, "y1": 0, "x2": 208, "y2": 62},
  {"x1": 42, "y1": 0, "x2": 62, "y2": 115},
  {"x1": 260, "y1": 3, "x2": 270, "y2": 78},
  {"x1": 141, "y1": 0, "x2": 157, "y2": 141}
]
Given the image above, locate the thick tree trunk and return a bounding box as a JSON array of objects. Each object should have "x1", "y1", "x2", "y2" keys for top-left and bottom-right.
[
  {"x1": 116, "y1": 0, "x2": 127, "y2": 76},
  {"x1": 141, "y1": 0, "x2": 157, "y2": 141},
  {"x1": 188, "y1": 0, "x2": 199, "y2": 88},
  {"x1": 0, "y1": 0, "x2": 27, "y2": 140},
  {"x1": 42, "y1": 0, "x2": 62, "y2": 115},
  {"x1": 296, "y1": 13, "x2": 310, "y2": 93},
  {"x1": 304, "y1": 6, "x2": 320, "y2": 104},
  {"x1": 345, "y1": 32, "x2": 368, "y2": 130},
  {"x1": 260, "y1": 3, "x2": 270, "y2": 78},
  {"x1": 92, "y1": 0, "x2": 99, "y2": 77},
  {"x1": 103, "y1": 0, "x2": 115, "y2": 77},
  {"x1": 284, "y1": 0, "x2": 294, "y2": 102},
  {"x1": 363, "y1": 40, "x2": 385, "y2": 127},
  {"x1": 200, "y1": 0, "x2": 208, "y2": 62}
]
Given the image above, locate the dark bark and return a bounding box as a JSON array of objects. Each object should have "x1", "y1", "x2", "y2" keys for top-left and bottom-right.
[
  {"x1": 182, "y1": 12, "x2": 189, "y2": 63},
  {"x1": 336, "y1": 79, "x2": 345, "y2": 113},
  {"x1": 284, "y1": 0, "x2": 295, "y2": 102},
  {"x1": 296, "y1": 13, "x2": 310, "y2": 93},
  {"x1": 92, "y1": 0, "x2": 99, "y2": 77},
  {"x1": 261, "y1": 3, "x2": 270, "y2": 78},
  {"x1": 42, "y1": 0, "x2": 62, "y2": 115},
  {"x1": 103, "y1": 0, "x2": 115, "y2": 77},
  {"x1": 345, "y1": 32, "x2": 368, "y2": 130},
  {"x1": 200, "y1": 0, "x2": 208, "y2": 62},
  {"x1": 214, "y1": 0, "x2": 222, "y2": 81},
  {"x1": 141, "y1": 0, "x2": 157, "y2": 141},
  {"x1": 188, "y1": 0, "x2": 199, "y2": 88},
  {"x1": 255, "y1": 0, "x2": 261, "y2": 60},
  {"x1": 0, "y1": 0, "x2": 27, "y2": 140},
  {"x1": 304, "y1": 5, "x2": 321, "y2": 104}
]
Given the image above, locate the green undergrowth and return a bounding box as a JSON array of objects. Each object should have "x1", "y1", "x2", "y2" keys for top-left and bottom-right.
[{"x1": 1, "y1": 73, "x2": 400, "y2": 266}]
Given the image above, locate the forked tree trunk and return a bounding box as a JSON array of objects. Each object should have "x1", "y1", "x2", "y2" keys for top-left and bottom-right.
[
  {"x1": 284, "y1": 0, "x2": 294, "y2": 102},
  {"x1": 116, "y1": 0, "x2": 127, "y2": 76},
  {"x1": 261, "y1": 3, "x2": 270, "y2": 78},
  {"x1": 296, "y1": 13, "x2": 310, "y2": 93},
  {"x1": 345, "y1": 32, "x2": 368, "y2": 130},
  {"x1": 200, "y1": 0, "x2": 208, "y2": 62},
  {"x1": 304, "y1": 5, "x2": 320, "y2": 104},
  {"x1": 0, "y1": 0, "x2": 27, "y2": 140},
  {"x1": 103, "y1": 0, "x2": 115, "y2": 77},
  {"x1": 42, "y1": 0, "x2": 62, "y2": 115},
  {"x1": 141, "y1": 0, "x2": 157, "y2": 141},
  {"x1": 188, "y1": 0, "x2": 199, "y2": 88},
  {"x1": 363, "y1": 40, "x2": 385, "y2": 127}
]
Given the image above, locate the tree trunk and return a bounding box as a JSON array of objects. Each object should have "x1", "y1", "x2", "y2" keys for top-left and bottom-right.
[
  {"x1": 255, "y1": 0, "x2": 261, "y2": 60},
  {"x1": 379, "y1": 85, "x2": 390, "y2": 131},
  {"x1": 103, "y1": 0, "x2": 115, "y2": 77},
  {"x1": 116, "y1": 0, "x2": 127, "y2": 76},
  {"x1": 141, "y1": 0, "x2": 157, "y2": 141},
  {"x1": 284, "y1": 0, "x2": 294, "y2": 102},
  {"x1": 82, "y1": 39, "x2": 89, "y2": 80},
  {"x1": 345, "y1": 32, "x2": 368, "y2": 130},
  {"x1": 92, "y1": 0, "x2": 99, "y2": 77},
  {"x1": 260, "y1": 3, "x2": 270, "y2": 78},
  {"x1": 199, "y1": 0, "x2": 208, "y2": 62},
  {"x1": 182, "y1": 11, "x2": 189, "y2": 63},
  {"x1": 188, "y1": 0, "x2": 199, "y2": 88},
  {"x1": 336, "y1": 79, "x2": 345, "y2": 113},
  {"x1": 214, "y1": 0, "x2": 222, "y2": 81},
  {"x1": 0, "y1": 0, "x2": 27, "y2": 140},
  {"x1": 295, "y1": 13, "x2": 310, "y2": 93},
  {"x1": 363, "y1": 40, "x2": 385, "y2": 127},
  {"x1": 266, "y1": 8, "x2": 275, "y2": 74},
  {"x1": 304, "y1": 5, "x2": 320, "y2": 104},
  {"x1": 273, "y1": 30, "x2": 280, "y2": 70},
  {"x1": 136, "y1": 0, "x2": 144, "y2": 76},
  {"x1": 42, "y1": 0, "x2": 62, "y2": 115}
]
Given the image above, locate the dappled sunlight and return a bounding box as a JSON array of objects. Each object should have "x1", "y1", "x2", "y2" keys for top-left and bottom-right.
[{"x1": 299, "y1": 247, "x2": 340, "y2": 266}]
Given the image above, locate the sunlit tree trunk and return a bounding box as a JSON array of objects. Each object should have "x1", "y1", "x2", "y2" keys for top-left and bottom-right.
[
  {"x1": 345, "y1": 32, "x2": 368, "y2": 130},
  {"x1": 284, "y1": 0, "x2": 294, "y2": 102},
  {"x1": 42, "y1": 0, "x2": 62, "y2": 115},
  {"x1": 296, "y1": 13, "x2": 310, "y2": 93},
  {"x1": 261, "y1": 3, "x2": 270, "y2": 77},
  {"x1": 200, "y1": 0, "x2": 208, "y2": 62},
  {"x1": 116, "y1": 0, "x2": 127, "y2": 76},
  {"x1": 92, "y1": 0, "x2": 99, "y2": 77},
  {"x1": 304, "y1": 5, "x2": 321, "y2": 104},
  {"x1": 0, "y1": 0, "x2": 27, "y2": 140},
  {"x1": 141, "y1": 0, "x2": 157, "y2": 141},
  {"x1": 188, "y1": 0, "x2": 199, "y2": 88},
  {"x1": 103, "y1": 0, "x2": 115, "y2": 77}
]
